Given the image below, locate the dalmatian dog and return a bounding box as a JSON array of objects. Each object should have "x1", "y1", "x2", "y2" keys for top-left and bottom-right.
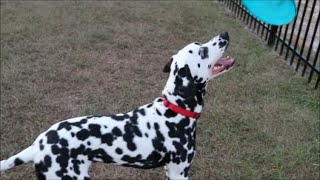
[{"x1": 0, "y1": 32, "x2": 235, "y2": 180}]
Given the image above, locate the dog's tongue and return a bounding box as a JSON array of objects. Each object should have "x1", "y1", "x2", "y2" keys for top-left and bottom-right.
[
  {"x1": 217, "y1": 56, "x2": 234, "y2": 65},
  {"x1": 212, "y1": 56, "x2": 234, "y2": 74}
]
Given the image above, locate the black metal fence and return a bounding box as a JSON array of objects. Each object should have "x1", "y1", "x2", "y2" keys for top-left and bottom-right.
[{"x1": 220, "y1": 0, "x2": 320, "y2": 88}]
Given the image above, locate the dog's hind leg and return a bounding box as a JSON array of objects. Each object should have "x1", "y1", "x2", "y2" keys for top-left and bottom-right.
[{"x1": 165, "y1": 162, "x2": 190, "y2": 180}]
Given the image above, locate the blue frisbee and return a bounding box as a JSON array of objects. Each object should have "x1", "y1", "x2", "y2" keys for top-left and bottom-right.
[{"x1": 242, "y1": 0, "x2": 297, "y2": 25}]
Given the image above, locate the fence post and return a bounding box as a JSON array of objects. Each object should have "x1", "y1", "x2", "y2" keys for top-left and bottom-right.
[{"x1": 267, "y1": 25, "x2": 278, "y2": 47}]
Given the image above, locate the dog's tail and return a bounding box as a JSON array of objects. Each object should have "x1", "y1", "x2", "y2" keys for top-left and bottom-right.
[{"x1": 0, "y1": 145, "x2": 36, "y2": 171}]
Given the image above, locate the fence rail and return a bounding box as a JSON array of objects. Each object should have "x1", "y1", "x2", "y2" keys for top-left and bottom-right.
[{"x1": 220, "y1": 0, "x2": 320, "y2": 88}]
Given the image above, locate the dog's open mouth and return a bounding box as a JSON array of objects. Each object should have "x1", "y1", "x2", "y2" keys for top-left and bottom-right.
[{"x1": 212, "y1": 56, "x2": 235, "y2": 75}]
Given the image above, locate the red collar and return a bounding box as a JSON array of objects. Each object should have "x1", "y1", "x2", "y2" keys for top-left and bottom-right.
[{"x1": 163, "y1": 98, "x2": 200, "y2": 119}]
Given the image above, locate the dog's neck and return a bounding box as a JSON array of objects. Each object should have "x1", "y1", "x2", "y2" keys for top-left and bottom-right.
[{"x1": 162, "y1": 75, "x2": 208, "y2": 114}]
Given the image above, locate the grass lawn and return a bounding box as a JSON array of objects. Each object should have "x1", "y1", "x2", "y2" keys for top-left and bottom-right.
[{"x1": 1, "y1": 1, "x2": 319, "y2": 179}]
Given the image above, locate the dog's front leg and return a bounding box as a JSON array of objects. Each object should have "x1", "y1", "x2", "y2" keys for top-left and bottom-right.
[{"x1": 165, "y1": 162, "x2": 190, "y2": 180}]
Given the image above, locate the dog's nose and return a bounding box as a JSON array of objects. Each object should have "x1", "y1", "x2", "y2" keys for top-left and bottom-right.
[{"x1": 220, "y1": 32, "x2": 229, "y2": 41}]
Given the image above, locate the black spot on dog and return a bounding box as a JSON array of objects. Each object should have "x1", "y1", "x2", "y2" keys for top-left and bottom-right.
[
  {"x1": 145, "y1": 133, "x2": 149, "y2": 137},
  {"x1": 152, "y1": 129, "x2": 166, "y2": 152},
  {"x1": 121, "y1": 154, "x2": 142, "y2": 163},
  {"x1": 147, "y1": 122, "x2": 151, "y2": 129},
  {"x1": 177, "y1": 67, "x2": 188, "y2": 77},
  {"x1": 14, "y1": 158, "x2": 24, "y2": 166},
  {"x1": 176, "y1": 99, "x2": 186, "y2": 109},
  {"x1": 183, "y1": 98, "x2": 197, "y2": 111},
  {"x1": 164, "y1": 109, "x2": 177, "y2": 118},
  {"x1": 188, "y1": 50, "x2": 193, "y2": 54},
  {"x1": 166, "y1": 121, "x2": 187, "y2": 145},
  {"x1": 35, "y1": 155, "x2": 52, "y2": 176},
  {"x1": 156, "y1": 109, "x2": 162, "y2": 116},
  {"x1": 199, "y1": 46, "x2": 208, "y2": 59},
  {"x1": 197, "y1": 63, "x2": 200, "y2": 68},
  {"x1": 219, "y1": 41, "x2": 227, "y2": 48},
  {"x1": 188, "y1": 152, "x2": 195, "y2": 163},
  {"x1": 46, "y1": 130, "x2": 60, "y2": 144},
  {"x1": 71, "y1": 132, "x2": 75, "y2": 137},
  {"x1": 59, "y1": 138, "x2": 69, "y2": 147},
  {"x1": 146, "y1": 151, "x2": 162, "y2": 162},
  {"x1": 130, "y1": 112, "x2": 138, "y2": 124},
  {"x1": 177, "y1": 118, "x2": 190, "y2": 130},
  {"x1": 171, "y1": 152, "x2": 181, "y2": 164},
  {"x1": 123, "y1": 122, "x2": 137, "y2": 151},
  {"x1": 147, "y1": 103, "x2": 153, "y2": 108},
  {"x1": 54, "y1": 146, "x2": 69, "y2": 177},
  {"x1": 138, "y1": 108, "x2": 146, "y2": 116},
  {"x1": 195, "y1": 77, "x2": 203, "y2": 83},
  {"x1": 154, "y1": 123, "x2": 160, "y2": 130},
  {"x1": 36, "y1": 171, "x2": 46, "y2": 180},
  {"x1": 187, "y1": 133, "x2": 196, "y2": 150},
  {"x1": 112, "y1": 127, "x2": 122, "y2": 136},
  {"x1": 101, "y1": 133, "x2": 114, "y2": 146},
  {"x1": 76, "y1": 129, "x2": 90, "y2": 141},
  {"x1": 71, "y1": 159, "x2": 81, "y2": 175},
  {"x1": 132, "y1": 126, "x2": 142, "y2": 137},
  {"x1": 173, "y1": 141, "x2": 188, "y2": 162},
  {"x1": 70, "y1": 144, "x2": 85, "y2": 159},
  {"x1": 51, "y1": 145, "x2": 60, "y2": 155},
  {"x1": 40, "y1": 144, "x2": 44, "y2": 151},
  {"x1": 87, "y1": 141, "x2": 91, "y2": 146},
  {"x1": 194, "y1": 42, "x2": 200, "y2": 45},
  {"x1": 43, "y1": 155, "x2": 52, "y2": 171},
  {"x1": 193, "y1": 76, "x2": 199, "y2": 82},
  {"x1": 208, "y1": 64, "x2": 211, "y2": 69},
  {"x1": 173, "y1": 63, "x2": 179, "y2": 76},
  {"x1": 87, "y1": 115, "x2": 103, "y2": 119},
  {"x1": 61, "y1": 175, "x2": 73, "y2": 180},
  {"x1": 39, "y1": 139, "x2": 44, "y2": 150},
  {"x1": 89, "y1": 148, "x2": 114, "y2": 163},
  {"x1": 57, "y1": 118, "x2": 88, "y2": 131},
  {"x1": 110, "y1": 114, "x2": 129, "y2": 121},
  {"x1": 55, "y1": 169, "x2": 67, "y2": 177},
  {"x1": 88, "y1": 124, "x2": 102, "y2": 138},
  {"x1": 183, "y1": 166, "x2": 190, "y2": 177},
  {"x1": 213, "y1": 42, "x2": 216, "y2": 46},
  {"x1": 157, "y1": 98, "x2": 163, "y2": 102},
  {"x1": 115, "y1": 148, "x2": 123, "y2": 154},
  {"x1": 173, "y1": 65, "x2": 196, "y2": 99}
]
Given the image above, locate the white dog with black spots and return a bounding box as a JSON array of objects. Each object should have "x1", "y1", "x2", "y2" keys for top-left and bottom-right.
[{"x1": 1, "y1": 32, "x2": 235, "y2": 180}]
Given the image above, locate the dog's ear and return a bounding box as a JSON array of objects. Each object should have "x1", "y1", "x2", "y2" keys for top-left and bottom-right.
[
  {"x1": 163, "y1": 58, "x2": 173, "y2": 73},
  {"x1": 173, "y1": 65, "x2": 196, "y2": 99}
]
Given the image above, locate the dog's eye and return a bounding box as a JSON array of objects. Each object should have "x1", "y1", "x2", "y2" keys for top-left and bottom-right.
[{"x1": 198, "y1": 47, "x2": 208, "y2": 60}]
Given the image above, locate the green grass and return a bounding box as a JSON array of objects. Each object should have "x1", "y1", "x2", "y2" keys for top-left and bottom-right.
[{"x1": 1, "y1": 1, "x2": 319, "y2": 179}]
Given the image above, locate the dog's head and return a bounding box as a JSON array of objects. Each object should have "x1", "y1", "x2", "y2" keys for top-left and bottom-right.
[{"x1": 163, "y1": 32, "x2": 234, "y2": 100}]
